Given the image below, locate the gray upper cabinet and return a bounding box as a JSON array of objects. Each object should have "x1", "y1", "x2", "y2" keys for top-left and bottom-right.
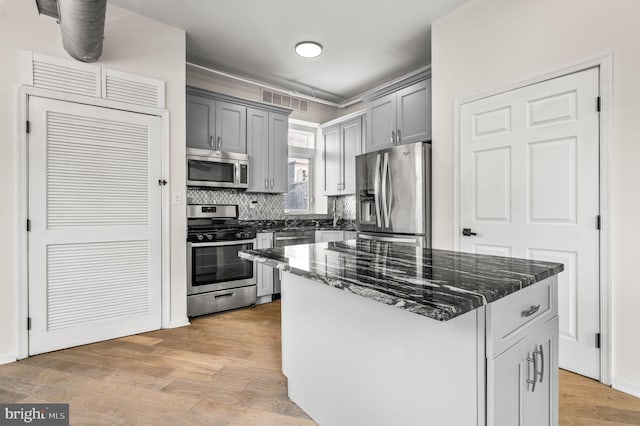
[
  {"x1": 186, "y1": 90, "x2": 248, "y2": 153},
  {"x1": 216, "y1": 101, "x2": 246, "y2": 153},
  {"x1": 323, "y1": 116, "x2": 362, "y2": 196},
  {"x1": 396, "y1": 79, "x2": 431, "y2": 144},
  {"x1": 366, "y1": 93, "x2": 396, "y2": 152},
  {"x1": 247, "y1": 108, "x2": 289, "y2": 193},
  {"x1": 247, "y1": 108, "x2": 270, "y2": 192},
  {"x1": 365, "y1": 77, "x2": 431, "y2": 153},
  {"x1": 341, "y1": 118, "x2": 361, "y2": 194},
  {"x1": 187, "y1": 94, "x2": 216, "y2": 150},
  {"x1": 269, "y1": 113, "x2": 289, "y2": 193},
  {"x1": 323, "y1": 125, "x2": 341, "y2": 196},
  {"x1": 187, "y1": 86, "x2": 291, "y2": 193}
]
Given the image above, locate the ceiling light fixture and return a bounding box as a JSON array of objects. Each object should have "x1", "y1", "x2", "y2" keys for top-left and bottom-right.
[{"x1": 295, "y1": 41, "x2": 323, "y2": 58}]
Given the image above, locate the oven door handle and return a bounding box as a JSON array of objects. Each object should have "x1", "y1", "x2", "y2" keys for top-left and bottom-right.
[{"x1": 190, "y1": 239, "x2": 256, "y2": 247}]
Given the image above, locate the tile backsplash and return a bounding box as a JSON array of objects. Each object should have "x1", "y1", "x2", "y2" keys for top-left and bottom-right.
[{"x1": 187, "y1": 188, "x2": 355, "y2": 221}]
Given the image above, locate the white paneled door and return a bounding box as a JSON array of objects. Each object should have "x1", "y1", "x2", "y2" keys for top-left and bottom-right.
[
  {"x1": 28, "y1": 97, "x2": 163, "y2": 355},
  {"x1": 459, "y1": 68, "x2": 600, "y2": 379}
]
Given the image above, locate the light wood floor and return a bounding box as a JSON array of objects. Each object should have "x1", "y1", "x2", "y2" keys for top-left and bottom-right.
[{"x1": 1, "y1": 301, "x2": 639, "y2": 425}]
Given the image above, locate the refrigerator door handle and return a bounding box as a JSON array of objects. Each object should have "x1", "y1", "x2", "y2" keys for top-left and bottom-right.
[
  {"x1": 381, "y1": 152, "x2": 390, "y2": 228},
  {"x1": 385, "y1": 152, "x2": 393, "y2": 227},
  {"x1": 374, "y1": 153, "x2": 382, "y2": 227}
]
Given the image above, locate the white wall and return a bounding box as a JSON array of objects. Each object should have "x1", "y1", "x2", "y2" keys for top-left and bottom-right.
[
  {"x1": 431, "y1": 0, "x2": 640, "y2": 395},
  {"x1": 0, "y1": 0, "x2": 187, "y2": 361}
]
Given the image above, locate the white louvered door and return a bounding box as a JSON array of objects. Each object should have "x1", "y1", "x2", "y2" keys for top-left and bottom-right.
[{"x1": 28, "y1": 97, "x2": 163, "y2": 355}]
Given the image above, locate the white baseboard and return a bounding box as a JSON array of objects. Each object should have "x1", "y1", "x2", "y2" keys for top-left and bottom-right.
[
  {"x1": 612, "y1": 377, "x2": 640, "y2": 398},
  {"x1": 0, "y1": 353, "x2": 17, "y2": 365},
  {"x1": 167, "y1": 317, "x2": 190, "y2": 329}
]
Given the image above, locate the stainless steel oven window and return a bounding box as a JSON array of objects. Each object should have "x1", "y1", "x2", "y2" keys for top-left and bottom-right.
[{"x1": 187, "y1": 240, "x2": 256, "y2": 294}]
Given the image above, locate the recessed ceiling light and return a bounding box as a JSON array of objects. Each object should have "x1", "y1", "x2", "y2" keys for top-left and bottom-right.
[{"x1": 295, "y1": 41, "x2": 323, "y2": 58}]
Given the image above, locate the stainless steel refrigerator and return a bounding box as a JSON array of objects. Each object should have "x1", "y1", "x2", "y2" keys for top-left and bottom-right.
[{"x1": 356, "y1": 141, "x2": 431, "y2": 246}]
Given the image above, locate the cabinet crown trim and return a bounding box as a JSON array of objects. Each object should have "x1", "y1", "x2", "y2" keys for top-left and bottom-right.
[
  {"x1": 187, "y1": 86, "x2": 292, "y2": 116},
  {"x1": 320, "y1": 109, "x2": 366, "y2": 129},
  {"x1": 361, "y1": 69, "x2": 431, "y2": 103}
]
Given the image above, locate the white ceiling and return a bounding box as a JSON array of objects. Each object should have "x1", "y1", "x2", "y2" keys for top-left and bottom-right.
[{"x1": 108, "y1": 0, "x2": 470, "y2": 103}]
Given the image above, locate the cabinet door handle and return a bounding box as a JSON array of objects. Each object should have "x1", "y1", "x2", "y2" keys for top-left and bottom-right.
[
  {"x1": 264, "y1": 178, "x2": 268, "y2": 189},
  {"x1": 521, "y1": 304, "x2": 541, "y2": 317},
  {"x1": 397, "y1": 128, "x2": 401, "y2": 144},
  {"x1": 526, "y1": 352, "x2": 538, "y2": 392},
  {"x1": 209, "y1": 135, "x2": 214, "y2": 149},
  {"x1": 217, "y1": 136, "x2": 221, "y2": 150},
  {"x1": 270, "y1": 178, "x2": 274, "y2": 188},
  {"x1": 533, "y1": 344, "x2": 544, "y2": 383},
  {"x1": 390, "y1": 130, "x2": 395, "y2": 145}
]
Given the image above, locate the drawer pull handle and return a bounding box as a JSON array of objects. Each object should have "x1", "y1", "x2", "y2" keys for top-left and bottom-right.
[{"x1": 521, "y1": 304, "x2": 541, "y2": 317}]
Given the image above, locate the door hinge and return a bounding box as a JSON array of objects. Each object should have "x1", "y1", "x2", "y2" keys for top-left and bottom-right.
[
  {"x1": 26, "y1": 219, "x2": 31, "y2": 232},
  {"x1": 27, "y1": 317, "x2": 31, "y2": 330},
  {"x1": 596, "y1": 96, "x2": 601, "y2": 112},
  {"x1": 596, "y1": 332, "x2": 601, "y2": 348},
  {"x1": 26, "y1": 120, "x2": 31, "y2": 134},
  {"x1": 158, "y1": 179, "x2": 168, "y2": 186},
  {"x1": 596, "y1": 215, "x2": 601, "y2": 230}
]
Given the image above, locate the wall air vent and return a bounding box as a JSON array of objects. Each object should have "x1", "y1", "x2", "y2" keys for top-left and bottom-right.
[
  {"x1": 21, "y1": 51, "x2": 165, "y2": 108},
  {"x1": 261, "y1": 89, "x2": 308, "y2": 112},
  {"x1": 103, "y1": 68, "x2": 165, "y2": 108}
]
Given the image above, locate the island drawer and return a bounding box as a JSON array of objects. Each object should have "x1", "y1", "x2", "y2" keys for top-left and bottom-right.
[{"x1": 485, "y1": 276, "x2": 557, "y2": 358}]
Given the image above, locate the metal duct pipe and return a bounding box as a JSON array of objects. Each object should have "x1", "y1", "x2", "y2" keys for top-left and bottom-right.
[{"x1": 57, "y1": 0, "x2": 107, "y2": 62}]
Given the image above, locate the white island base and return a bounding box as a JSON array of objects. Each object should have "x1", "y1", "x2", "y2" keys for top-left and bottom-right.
[{"x1": 280, "y1": 271, "x2": 558, "y2": 426}]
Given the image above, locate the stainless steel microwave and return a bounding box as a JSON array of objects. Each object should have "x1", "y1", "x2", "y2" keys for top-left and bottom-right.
[{"x1": 186, "y1": 148, "x2": 249, "y2": 189}]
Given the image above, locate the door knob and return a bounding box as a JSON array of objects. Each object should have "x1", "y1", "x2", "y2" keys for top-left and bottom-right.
[{"x1": 462, "y1": 228, "x2": 477, "y2": 236}]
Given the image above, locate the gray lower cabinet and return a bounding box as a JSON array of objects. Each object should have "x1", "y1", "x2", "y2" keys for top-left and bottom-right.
[
  {"x1": 365, "y1": 78, "x2": 431, "y2": 153},
  {"x1": 323, "y1": 116, "x2": 362, "y2": 196},
  {"x1": 488, "y1": 317, "x2": 558, "y2": 426},
  {"x1": 247, "y1": 108, "x2": 288, "y2": 193},
  {"x1": 315, "y1": 230, "x2": 345, "y2": 243},
  {"x1": 256, "y1": 232, "x2": 275, "y2": 302},
  {"x1": 344, "y1": 231, "x2": 357, "y2": 240},
  {"x1": 187, "y1": 93, "x2": 247, "y2": 153},
  {"x1": 486, "y1": 276, "x2": 559, "y2": 426}
]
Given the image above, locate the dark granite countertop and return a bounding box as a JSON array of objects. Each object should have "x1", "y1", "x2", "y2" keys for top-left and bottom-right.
[
  {"x1": 239, "y1": 240, "x2": 563, "y2": 322},
  {"x1": 239, "y1": 219, "x2": 356, "y2": 233}
]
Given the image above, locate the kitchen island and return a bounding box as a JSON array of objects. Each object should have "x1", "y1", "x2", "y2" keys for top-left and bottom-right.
[{"x1": 240, "y1": 240, "x2": 564, "y2": 426}]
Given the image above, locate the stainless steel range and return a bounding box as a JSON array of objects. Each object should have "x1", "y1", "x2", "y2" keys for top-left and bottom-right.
[{"x1": 187, "y1": 204, "x2": 257, "y2": 317}]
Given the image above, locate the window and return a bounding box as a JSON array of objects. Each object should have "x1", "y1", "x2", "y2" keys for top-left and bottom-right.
[
  {"x1": 284, "y1": 126, "x2": 316, "y2": 213},
  {"x1": 284, "y1": 158, "x2": 311, "y2": 212}
]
